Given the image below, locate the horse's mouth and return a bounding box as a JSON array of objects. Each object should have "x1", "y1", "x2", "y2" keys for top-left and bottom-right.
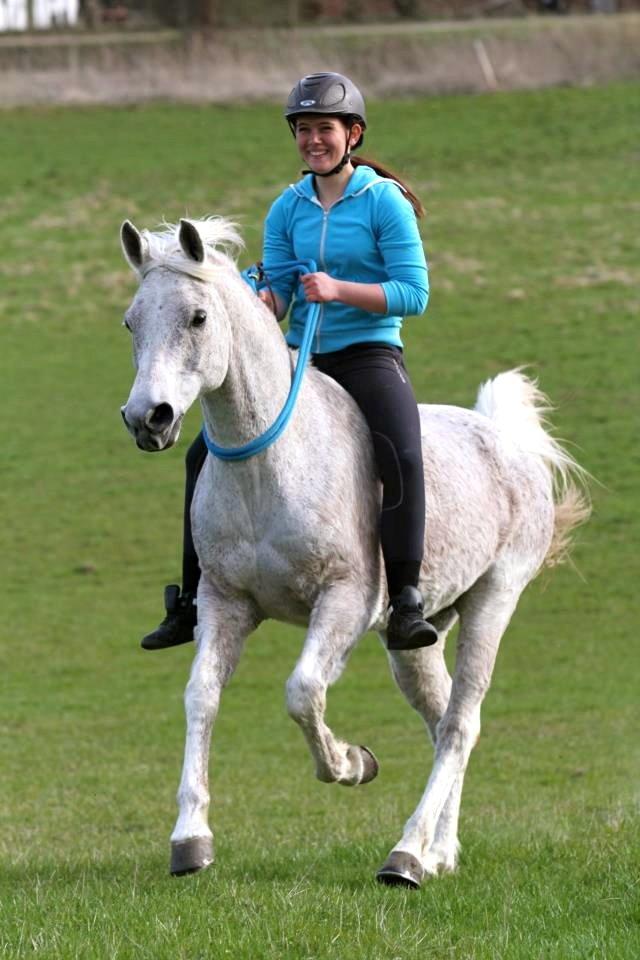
[{"x1": 132, "y1": 415, "x2": 184, "y2": 452}]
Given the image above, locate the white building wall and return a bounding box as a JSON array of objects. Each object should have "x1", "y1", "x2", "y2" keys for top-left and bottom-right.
[
  {"x1": 0, "y1": 0, "x2": 80, "y2": 30},
  {"x1": 34, "y1": 0, "x2": 79, "y2": 27},
  {"x1": 0, "y1": 0, "x2": 28, "y2": 31}
]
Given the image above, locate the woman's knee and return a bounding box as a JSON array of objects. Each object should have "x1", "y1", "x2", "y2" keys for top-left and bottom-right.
[
  {"x1": 373, "y1": 433, "x2": 423, "y2": 503},
  {"x1": 396, "y1": 445, "x2": 424, "y2": 485}
]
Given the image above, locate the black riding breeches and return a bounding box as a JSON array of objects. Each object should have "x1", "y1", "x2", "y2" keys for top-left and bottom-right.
[
  {"x1": 180, "y1": 342, "x2": 425, "y2": 599},
  {"x1": 181, "y1": 432, "x2": 207, "y2": 596},
  {"x1": 312, "y1": 342, "x2": 425, "y2": 596}
]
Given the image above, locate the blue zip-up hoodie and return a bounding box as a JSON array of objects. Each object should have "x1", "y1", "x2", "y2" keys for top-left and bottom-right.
[{"x1": 262, "y1": 164, "x2": 429, "y2": 354}]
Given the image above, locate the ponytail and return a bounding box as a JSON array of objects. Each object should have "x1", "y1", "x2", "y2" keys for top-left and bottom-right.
[{"x1": 352, "y1": 155, "x2": 425, "y2": 219}]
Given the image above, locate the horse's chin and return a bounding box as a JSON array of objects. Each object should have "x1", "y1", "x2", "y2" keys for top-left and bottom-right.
[{"x1": 135, "y1": 417, "x2": 183, "y2": 452}]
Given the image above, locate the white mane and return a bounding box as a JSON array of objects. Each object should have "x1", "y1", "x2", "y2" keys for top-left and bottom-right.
[{"x1": 138, "y1": 217, "x2": 244, "y2": 283}]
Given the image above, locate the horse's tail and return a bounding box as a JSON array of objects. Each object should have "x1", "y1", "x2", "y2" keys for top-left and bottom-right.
[{"x1": 474, "y1": 369, "x2": 591, "y2": 568}]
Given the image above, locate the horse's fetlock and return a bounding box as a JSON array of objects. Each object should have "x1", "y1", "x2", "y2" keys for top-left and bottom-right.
[
  {"x1": 315, "y1": 764, "x2": 337, "y2": 783},
  {"x1": 174, "y1": 788, "x2": 209, "y2": 828}
]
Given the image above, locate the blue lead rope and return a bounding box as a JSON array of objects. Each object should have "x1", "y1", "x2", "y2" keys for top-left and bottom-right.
[{"x1": 201, "y1": 259, "x2": 319, "y2": 462}]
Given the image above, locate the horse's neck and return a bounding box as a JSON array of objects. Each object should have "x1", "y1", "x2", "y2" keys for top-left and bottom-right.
[{"x1": 201, "y1": 278, "x2": 294, "y2": 449}]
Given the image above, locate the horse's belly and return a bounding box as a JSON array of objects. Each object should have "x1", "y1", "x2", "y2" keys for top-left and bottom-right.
[{"x1": 251, "y1": 582, "x2": 311, "y2": 625}]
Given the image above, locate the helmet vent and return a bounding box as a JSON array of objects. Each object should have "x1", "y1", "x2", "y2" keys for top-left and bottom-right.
[{"x1": 321, "y1": 83, "x2": 347, "y2": 108}]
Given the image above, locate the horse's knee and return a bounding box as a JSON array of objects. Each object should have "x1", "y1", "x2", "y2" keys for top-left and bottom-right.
[
  {"x1": 184, "y1": 663, "x2": 223, "y2": 715},
  {"x1": 403, "y1": 687, "x2": 444, "y2": 741},
  {"x1": 390, "y1": 658, "x2": 450, "y2": 740},
  {"x1": 285, "y1": 669, "x2": 324, "y2": 725}
]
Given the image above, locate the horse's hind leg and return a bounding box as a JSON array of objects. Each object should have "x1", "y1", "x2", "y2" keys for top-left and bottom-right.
[
  {"x1": 286, "y1": 586, "x2": 378, "y2": 787},
  {"x1": 378, "y1": 574, "x2": 523, "y2": 887},
  {"x1": 170, "y1": 581, "x2": 259, "y2": 875},
  {"x1": 384, "y1": 609, "x2": 460, "y2": 879}
]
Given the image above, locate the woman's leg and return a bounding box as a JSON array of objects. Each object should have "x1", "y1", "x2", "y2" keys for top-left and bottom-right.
[
  {"x1": 313, "y1": 344, "x2": 437, "y2": 649},
  {"x1": 181, "y1": 431, "x2": 207, "y2": 595},
  {"x1": 141, "y1": 431, "x2": 206, "y2": 651}
]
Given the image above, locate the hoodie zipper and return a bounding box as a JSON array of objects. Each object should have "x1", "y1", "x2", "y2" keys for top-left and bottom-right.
[
  {"x1": 305, "y1": 191, "x2": 348, "y2": 352},
  {"x1": 316, "y1": 208, "x2": 330, "y2": 352}
]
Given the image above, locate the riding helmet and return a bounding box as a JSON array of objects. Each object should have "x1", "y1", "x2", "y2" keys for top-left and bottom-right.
[{"x1": 284, "y1": 72, "x2": 366, "y2": 150}]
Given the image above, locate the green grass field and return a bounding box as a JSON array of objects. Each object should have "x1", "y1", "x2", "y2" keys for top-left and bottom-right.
[{"x1": 1, "y1": 83, "x2": 638, "y2": 958}]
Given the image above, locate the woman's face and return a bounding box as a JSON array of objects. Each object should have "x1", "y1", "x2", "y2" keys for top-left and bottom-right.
[{"x1": 294, "y1": 115, "x2": 362, "y2": 175}]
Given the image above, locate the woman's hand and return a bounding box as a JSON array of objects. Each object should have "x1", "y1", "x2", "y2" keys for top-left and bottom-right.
[
  {"x1": 258, "y1": 288, "x2": 278, "y2": 314},
  {"x1": 300, "y1": 272, "x2": 341, "y2": 303},
  {"x1": 258, "y1": 288, "x2": 288, "y2": 321},
  {"x1": 300, "y1": 273, "x2": 387, "y2": 314}
]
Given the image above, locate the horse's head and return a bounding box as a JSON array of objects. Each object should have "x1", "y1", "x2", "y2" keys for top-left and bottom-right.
[{"x1": 119, "y1": 217, "x2": 243, "y2": 451}]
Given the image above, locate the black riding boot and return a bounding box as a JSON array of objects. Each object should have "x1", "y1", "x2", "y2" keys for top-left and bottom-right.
[
  {"x1": 141, "y1": 585, "x2": 197, "y2": 651},
  {"x1": 386, "y1": 586, "x2": 439, "y2": 651}
]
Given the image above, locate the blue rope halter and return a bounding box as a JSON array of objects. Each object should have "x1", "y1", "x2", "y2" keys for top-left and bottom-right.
[{"x1": 201, "y1": 259, "x2": 319, "y2": 462}]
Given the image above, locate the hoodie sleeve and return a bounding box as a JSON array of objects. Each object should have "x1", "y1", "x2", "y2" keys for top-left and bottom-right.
[
  {"x1": 262, "y1": 192, "x2": 298, "y2": 308},
  {"x1": 375, "y1": 184, "x2": 429, "y2": 318}
]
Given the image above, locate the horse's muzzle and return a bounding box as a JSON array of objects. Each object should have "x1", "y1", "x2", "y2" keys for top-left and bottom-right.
[{"x1": 121, "y1": 402, "x2": 183, "y2": 451}]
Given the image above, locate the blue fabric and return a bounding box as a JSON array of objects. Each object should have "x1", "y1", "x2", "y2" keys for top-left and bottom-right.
[
  {"x1": 262, "y1": 164, "x2": 429, "y2": 354},
  {"x1": 205, "y1": 260, "x2": 320, "y2": 461}
]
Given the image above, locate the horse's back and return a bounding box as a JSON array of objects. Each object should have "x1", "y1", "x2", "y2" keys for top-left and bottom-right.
[{"x1": 307, "y1": 373, "x2": 555, "y2": 598}]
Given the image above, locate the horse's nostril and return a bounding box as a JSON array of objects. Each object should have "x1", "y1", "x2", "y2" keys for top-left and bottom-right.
[{"x1": 147, "y1": 402, "x2": 174, "y2": 432}]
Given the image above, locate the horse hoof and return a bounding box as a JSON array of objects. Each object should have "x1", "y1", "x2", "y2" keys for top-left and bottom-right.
[
  {"x1": 359, "y1": 745, "x2": 379, "y2": 784},
  {"x1": 170, "y1": 836, "x2": 214, "y2": 876},
  {"x1": 376, "y1": 851, "x2": 424, "y2": 889}
]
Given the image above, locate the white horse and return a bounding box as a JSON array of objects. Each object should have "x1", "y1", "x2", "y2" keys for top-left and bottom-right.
[{"x1": 120, "y1": 216, "x2": 589, "y2": 887}]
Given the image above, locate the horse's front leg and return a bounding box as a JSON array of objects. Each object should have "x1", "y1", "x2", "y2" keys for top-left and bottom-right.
[
  {"x1": 286, "y1": 585, "x2": 378, "y2": 787},
  {"x1": 170, "y1": 582, "x2": 259, "y2": 875}
]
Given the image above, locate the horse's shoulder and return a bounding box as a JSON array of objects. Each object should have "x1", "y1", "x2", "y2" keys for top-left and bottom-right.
[{"x1": 305, "y1": 363, "x2": 367, "y2": 425}]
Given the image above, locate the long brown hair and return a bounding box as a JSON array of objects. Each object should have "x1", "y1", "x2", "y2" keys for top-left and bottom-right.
[{"x1": 352, "y1": 155, "x2": 425, "y2": 219}]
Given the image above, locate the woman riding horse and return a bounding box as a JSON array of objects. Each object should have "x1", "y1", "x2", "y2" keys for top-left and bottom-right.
[{"x1": 143, "y1": 72, "x2": 439, "y2": 652}]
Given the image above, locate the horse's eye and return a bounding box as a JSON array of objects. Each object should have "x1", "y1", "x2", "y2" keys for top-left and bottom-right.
[{"x1": 192, "y1": 309, "x2": 207, "y2": 327}]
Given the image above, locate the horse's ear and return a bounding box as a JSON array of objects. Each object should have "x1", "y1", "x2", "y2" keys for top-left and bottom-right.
[
  {"x1": 121, "y1": 220, "x2": 148, "y2": 272},
  {"x1": 179, "y1": 219, "x2": 205, "y2": 263}
]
